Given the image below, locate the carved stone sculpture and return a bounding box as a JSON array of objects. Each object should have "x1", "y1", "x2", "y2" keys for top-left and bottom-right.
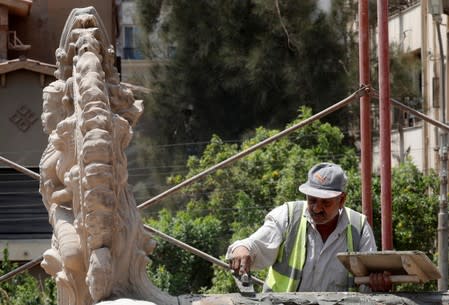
[{"x1": 39, "y1": 7, "x2": 175, "y2": 305}]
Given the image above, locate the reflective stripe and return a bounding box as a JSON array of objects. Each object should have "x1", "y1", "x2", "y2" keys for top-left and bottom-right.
[
  {"x1": 265, "y1": 201, "x2": 306, "y2": 292},
  {"x1": 288, "y1": 204, "x2": 307, "y2": 269},
  {"x1": 345, "y1": 207, "x2": 366, "y2": 290},
  {"x1": 264, "y1": 202, "x2": 366, "y2": 292},
  {"x1": 265, "y1": 268, "x2": 300, "y2": 292},
  {"x1": 346, "y1": 209, "x2": 354, "y2": 252},
  {"x1": 346, "y1": 207, "x2": 366, "y2": 251},
  {"x1": 346, "y1": 209, "x2": 354, "y2": 290}
]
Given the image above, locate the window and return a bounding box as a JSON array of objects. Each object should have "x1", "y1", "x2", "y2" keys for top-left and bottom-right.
[{"x1": 123, "y1": 26, "x2": 143, "y2": 59}]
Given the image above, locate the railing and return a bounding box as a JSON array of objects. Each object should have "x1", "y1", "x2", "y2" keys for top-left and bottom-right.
[{"x1": 8, "y1": 31, "x2": 31, "y2": 51}]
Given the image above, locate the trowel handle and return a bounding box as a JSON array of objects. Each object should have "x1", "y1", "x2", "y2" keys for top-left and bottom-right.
[{"x1": 354, "y1": 275, "x2": 420, "y2": 285}]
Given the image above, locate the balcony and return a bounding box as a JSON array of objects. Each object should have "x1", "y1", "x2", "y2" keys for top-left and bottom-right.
[{"x1": 8, "y1": 31, "x2": 31, "y2": 52}]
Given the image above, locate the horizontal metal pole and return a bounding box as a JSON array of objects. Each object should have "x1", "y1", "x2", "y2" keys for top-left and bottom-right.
[
  {"x1": 138, "y1": 86, "x2": 369, "y2": 211},
  {"x1": 0, "y1": 155, "x2": 263, "y2": 285},
  {"x1": 0, "y1": 86, "x2": 369, "y2": 213},
  {"x1": 0, "y1": 155, "x2": 40, "y2": 180},
  {"x1": 0, "y1": 87, "x2": 368, "y2": 285},
  {"x1": 0, "y1": 225, "x2": 264, "y2": 286},
  {"x1": 372, "y1": 91, "x2": 449, "y2": 133},
  {"x1": 0, "y1": 255, "x2": 42, "y2": 283},
  {"x1": 144, "y1": 224, "x2": 264, "y2": 286}
]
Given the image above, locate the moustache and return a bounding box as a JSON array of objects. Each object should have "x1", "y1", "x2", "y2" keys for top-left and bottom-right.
[{"x1": 311, "y1": 211, "x2": 326, "y2": 217}]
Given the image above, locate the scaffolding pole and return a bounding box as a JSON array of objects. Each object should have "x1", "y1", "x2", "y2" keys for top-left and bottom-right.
[
  {"x1": 359, "y1": 0, "x2": 373, "y2": 225},
  {"x1": 435, "y1": 14, "x2": 448, "y2": 292},
  {"x1": 377, "y1": 0, "x2": 393, "y2": 250}
]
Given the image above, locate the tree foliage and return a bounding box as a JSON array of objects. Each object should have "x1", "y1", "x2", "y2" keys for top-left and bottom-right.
[
  {"x1": 346, "y1": 160, "x2": 439, "y2": 255},
  {"x1": 346, "y1": 160, "x2": 439, "y2": 292},
  {"x1": 135, "y1": 0, "x2": 352, "y2": 158},
  {"x1": 146, "y1": 108, "x2": 351, "y2": 293},
  {"x1": 133, "y1": 0, "x2": 439, "y2": 295},
  {"x1": 145, "y1": 209, "x2": 223, "y2": 294},
  {"x1": 0, "y1": 249, "x2": 56, "y2": 305},
  {"x1": 145, "y1": 108, "x2": 440, "y2": 294},
  {"x1": 131, "y1": 0, "x2": 424, "y2": 203}
]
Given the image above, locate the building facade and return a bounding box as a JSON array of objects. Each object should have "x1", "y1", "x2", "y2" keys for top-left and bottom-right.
[
  {"x1": 116, "y1": 0, "x2": 156, "y2": 86},
  {"x1": 373, "y1": 1, "x2": 449, "y2": 174},
  {"x1": 0, "y1": 0, "x2": 118, "y2": 262}
]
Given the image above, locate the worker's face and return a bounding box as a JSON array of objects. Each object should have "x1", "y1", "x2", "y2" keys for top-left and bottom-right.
[{"x1": 306, "y1": 193, "x2": 346, "y2": 225}]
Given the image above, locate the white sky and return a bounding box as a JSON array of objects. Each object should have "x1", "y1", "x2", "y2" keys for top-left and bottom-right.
[{"x1": 317, "y1": 0, "x2": 331, "y2": 13}]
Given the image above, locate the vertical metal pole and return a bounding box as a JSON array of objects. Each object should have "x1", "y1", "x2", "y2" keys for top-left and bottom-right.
[
  {"x1": 398, "y1": 109, "x2": 405, "y2": 163},
  {"x1": 359, "y1": 0, "x2": 373, "y2": 225},
  {"x1": 421, "y1": 2, "x2": 429, "y2": 174},
  {"x1": 377, "y1": 0, "x2": 393, "y2": 250},
  {"x1": 435, "y1": 16, "x2": 448, "y2": 291}
]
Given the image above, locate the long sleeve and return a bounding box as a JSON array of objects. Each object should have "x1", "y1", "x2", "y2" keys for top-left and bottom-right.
[{"x1": 226, "y1": 204, "x2": 289, "y2": 270}]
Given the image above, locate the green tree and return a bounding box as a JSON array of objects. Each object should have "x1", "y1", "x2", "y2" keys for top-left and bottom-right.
[
  {"x1": 146, "y1": 108, "x2": 440, "y2": 294},
  {"x1": 346, "y1": 160, "x2": 439, "y2": 291},
  {"x1": 145, "y1": 209, "x2": 223, "y2": 294},
  {"x1": 132, "y1": 0, "x2": 356, "y2": 204},
  {"x1": 346, "y1": 160, "x2": 439, "y2": 255},
  {"x1": 131, "y1": 0, "x2": 425, "y2": 210},
  {"x1": 0, "y1": 249, "x2": 56, "y2": 305},
  {"x1": 146, "y1": 107, "x2": 359, "y2": 294},
  {"x1": 137, "y1": 0, "x2": 350, "y2": 143}
]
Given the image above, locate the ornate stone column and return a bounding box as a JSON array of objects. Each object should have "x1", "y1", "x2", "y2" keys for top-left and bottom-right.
[{"x1": 39, "y1": 7, "x2": 175, "y2": 305}]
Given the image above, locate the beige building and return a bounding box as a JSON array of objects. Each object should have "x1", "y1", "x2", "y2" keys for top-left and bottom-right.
[
  {"x1": 0, "y1": 0, "x2": 118, "y2": 262},
  {"x1": 116, "y1": 0, "x2": 155, "y2": 85},
  {"x1": 372, "y1": 1, "x2": 449, "y2": 174},
  {"x1": 0, "y1": 0, "x2": 118, "y2": 166}
]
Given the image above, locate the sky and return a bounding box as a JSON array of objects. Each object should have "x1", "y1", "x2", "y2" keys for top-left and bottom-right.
[{"x1": 317, "y1": 0, "x2": 331, "y2": 13}]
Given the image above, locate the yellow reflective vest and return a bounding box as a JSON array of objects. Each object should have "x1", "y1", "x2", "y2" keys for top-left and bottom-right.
[{"x1": 264, "y1": 201, "x2": 366, "y2": 292}]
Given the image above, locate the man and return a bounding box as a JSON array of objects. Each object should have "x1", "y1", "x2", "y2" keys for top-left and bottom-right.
[{"x1": 227, "y1": 162, "x2": 391, "y2": 292}]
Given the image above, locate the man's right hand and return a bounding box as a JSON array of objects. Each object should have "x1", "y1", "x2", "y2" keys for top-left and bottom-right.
[
  {"x1": 229, "y1": 246, "x2": 252, "y2": 275},
  {"x1": 369, "y1": 271, "x2": 392, "y2": 292}
]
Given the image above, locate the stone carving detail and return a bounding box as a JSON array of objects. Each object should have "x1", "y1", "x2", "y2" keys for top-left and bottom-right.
[{"x1": 39, "y1": 7, "x2": 174, "y2": 305}]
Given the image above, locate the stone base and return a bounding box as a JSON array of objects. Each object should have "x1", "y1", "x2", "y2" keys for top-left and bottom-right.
[
  {"x1": 97, "y1": 299, "x2": 158, "y2": 305},
  {"x1": 179, "y1": 291, "x2": 449, "y2": 305}
]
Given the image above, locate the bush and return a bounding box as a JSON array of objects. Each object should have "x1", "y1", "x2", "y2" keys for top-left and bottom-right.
[{"x1": 0, "y1": 249, "x2": 56, "y2": 305}]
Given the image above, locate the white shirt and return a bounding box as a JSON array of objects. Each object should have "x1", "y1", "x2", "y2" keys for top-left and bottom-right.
[{"x1": 226, "y1": 202, "x2": 377, "y2": 291}]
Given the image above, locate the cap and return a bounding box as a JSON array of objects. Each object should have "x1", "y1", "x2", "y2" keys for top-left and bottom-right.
[{"x1": 298, "y1": 162, "x2": 347, "y2": 199}]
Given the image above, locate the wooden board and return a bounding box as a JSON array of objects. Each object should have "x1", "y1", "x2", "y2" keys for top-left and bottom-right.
[{"x1": 337, "y1": 251, "x2": 441, "y2": 284}]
